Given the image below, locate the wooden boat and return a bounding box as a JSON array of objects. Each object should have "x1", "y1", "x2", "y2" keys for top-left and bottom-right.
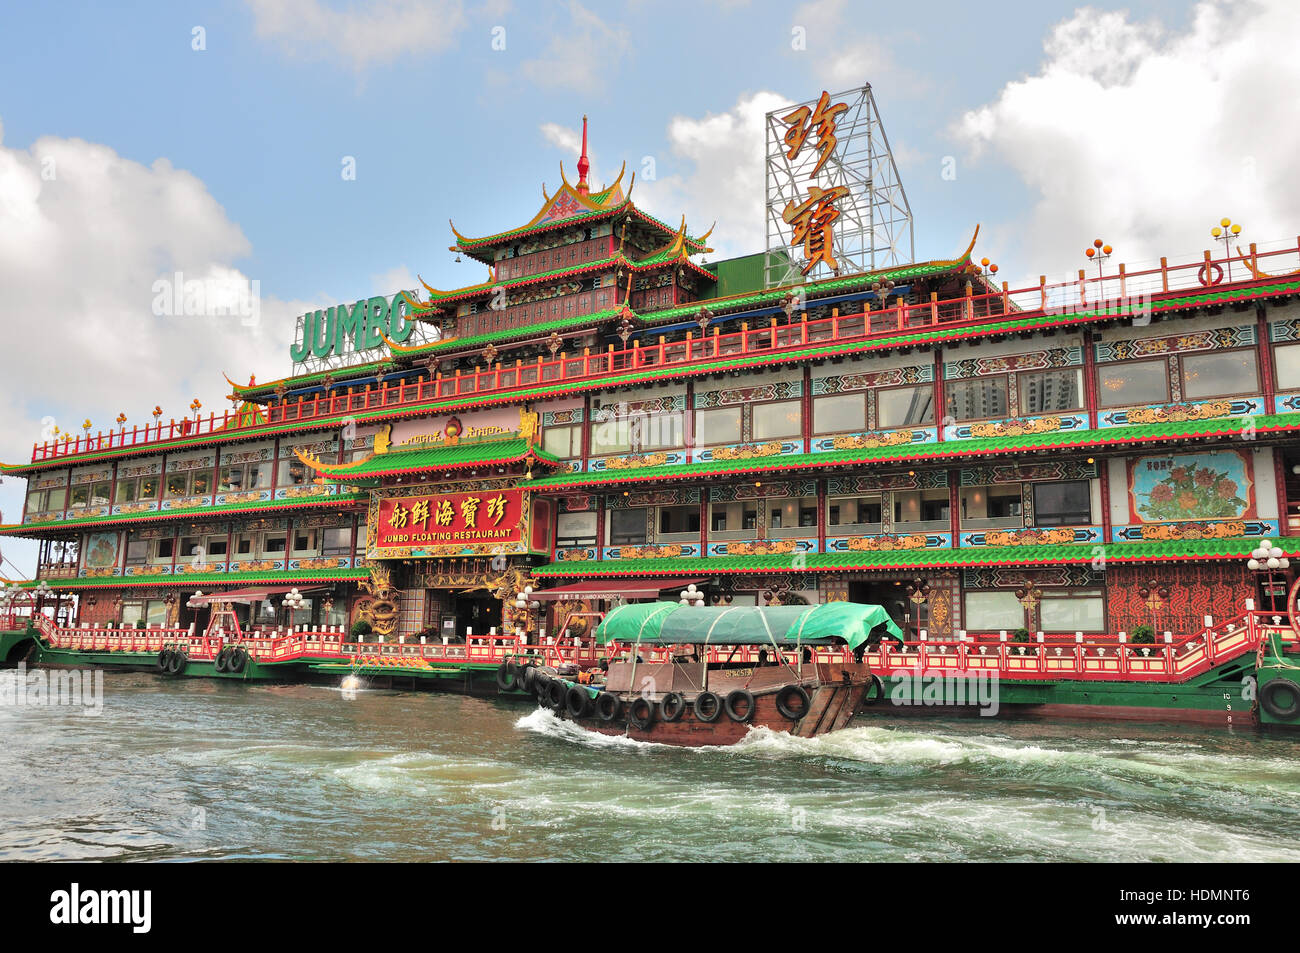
[{"x1": 522, "y1": 601, "x2": 901, "y2": 747}]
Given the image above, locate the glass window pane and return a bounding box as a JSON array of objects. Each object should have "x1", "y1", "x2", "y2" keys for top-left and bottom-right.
[
  {"x1": 1020, "y1": 368, "x2": 1082, "y2": 413},
  {"x1": 542, "y1": 426, "x2": 574, "y2": 459},
  {"x1": 945, "y1": 377, "x2": 1008, "y2": 421},
  {"x1": 609, "y1": 508, "x2": 646, "y2": 544},
  {"x1": 695, "y1": 407, "x2": 742, "y2": 446},
  {"x1": 1182, "y1": 350, "x2": 1258, "y2": 399},
  {"x1": 752, "y1": 399, "x2": 802, "y2": 440},
  {"x1": 1040, "y1": 591, "x2": 1105, "y2": 632},
  {"x1": 963, "y1": 592, "x2": 1025, "y2": 631},
  {"x1": 878, "y1": 384, "x2": 935, "y2": 428},
  {"x1": 165, "y1": 474, "x2": 189, "y2": 497},
  {"x1": 1033, "y1": 480, "x2": 1092, "y2": 526},
  {"x1": 69, "y1": 484, "x2": 89, "y2": 507},
  {"x1": 815, "y1": 393, "x2": 866, "y2": 434},
  {"x1": 1275, "y1": 342, "x2": 1300, "y2": 391},
  {"x1": 1097, "y1": 359, "x2": 1168, "y2": 408}
]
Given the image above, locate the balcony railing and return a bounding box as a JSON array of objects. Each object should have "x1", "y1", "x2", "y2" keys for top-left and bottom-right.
[{"x1": 27, "y1": 239, "x2": 1300, "y2": 466}]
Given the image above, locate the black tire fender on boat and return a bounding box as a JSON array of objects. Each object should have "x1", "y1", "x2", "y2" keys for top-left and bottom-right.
[
  {"x1": 693, "y1": 690, "x2": 722, "y2": 723},
  {"x1": 565, "y1": 684, "x2": 592, "y2": 718},
  {"x1": 520, "y1": 664, "x2": 537, "y2": 693},
  {"x1": 775, "y1": 684, "x2": 811, "y2": 720},
  {"x1": 546, "y1": 679, "x2": 566, "y2": 710},
  {"x1": 1260, "y1": 678, "x2": 1300, "y2": 721},
  {"x1": 214, "y1": 647, "x2": 231, "y2": 674},
  {"x1": 724, "y1": 689, "x2": 756, "y2": 723},
  {"x1": 495, "y1": 662, "x2": 516, "y2": 692},
  {"x1": 227, "y1": 647, "x2": 248, "y2": 674},
  {"x1": 860, "y1": 674, "x2": 884, "y2": 706},
  {"x1": 164, "y1": 650, "x2": 185, "y2": 676},
  {"x1": 660, "y1": 691, "x2": 687, "y2": 722},
  {"x1": 155, "y1": 650, "x2": 170, "y2": 674},
  {"x1": 628, "y1": 696, "x2": 656, "y2": 730},
  {"x1": 594, "y1": 691, "x2": 621, "y2": 722}
]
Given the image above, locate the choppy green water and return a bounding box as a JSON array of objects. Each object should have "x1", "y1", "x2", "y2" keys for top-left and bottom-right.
[{"x1": 3, "y1": 669, "x2": 1300, "y2": 861}]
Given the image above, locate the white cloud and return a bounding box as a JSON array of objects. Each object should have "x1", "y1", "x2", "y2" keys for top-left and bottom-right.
[
  {"x1": 520, "y1": 1, "x2": 629, "y2": 93},
  {"x1": 956, "y1": 0, "x2": 1300, "y2": 281},
  {"x1": 372, "y1": 264, "x2": 417, "y2": 296},
  {"x1": 0, "y1": 121, "x2": 322, "y2": 573},
  {"x1": 635, "y1": 90, "x2": 795, "y2": 259},
  {"x1": 246, "y1": 0, "x2": 469, "y2": 70}
]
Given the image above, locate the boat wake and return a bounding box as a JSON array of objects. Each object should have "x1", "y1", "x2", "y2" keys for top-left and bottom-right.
[{"x1": 514, "y1": 707, "x2": 668, "y2": 749}]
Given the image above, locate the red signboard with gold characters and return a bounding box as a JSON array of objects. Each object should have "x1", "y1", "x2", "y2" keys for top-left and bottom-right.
[{"x1": 372, "y1": 488, "x2": 527, "y2": 555}]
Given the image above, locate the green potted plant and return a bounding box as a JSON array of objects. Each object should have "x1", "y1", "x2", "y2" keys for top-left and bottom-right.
[
  {"x1": 1130, "y1": 624, "x2": 1155, "y2": 655},
  {"x1": 349, "y1": 618, "x2": 372, "y2": 639}
]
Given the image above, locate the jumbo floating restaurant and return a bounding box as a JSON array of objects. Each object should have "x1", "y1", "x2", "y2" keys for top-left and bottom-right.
[{"x1": 7, "y1": 95, "x2": 1300, "y2": 729}]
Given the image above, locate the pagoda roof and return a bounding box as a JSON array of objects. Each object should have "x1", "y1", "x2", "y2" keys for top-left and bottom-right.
[
  {"x1": 533, "y1": 538, "x2": 1289, "y2": 577},
  {"x1": 297, "y1": 435, "x2": 560, "y2": 485}
]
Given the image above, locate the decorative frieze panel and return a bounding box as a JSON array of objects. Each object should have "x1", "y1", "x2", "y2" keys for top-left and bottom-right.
[
  {"x1": 824, "y1": 532, "x2": 952, "y2": 551},
  {"x1": 691, "y1": 439, "x2": 804, "y2": 463},
  {"x1": 959, "y1": 526, "x2": 1102, "y2": 547},
  {"x1": 963, "y1": 566, "x2": 1103, "y2": 590},
  {"x1": 542, "y1": 408, "x2": 584, "y2": 426},
  {"x1": 944, "y1": 413, "x2": 1089, "y2": 441},
  {"x1": 945, "y1": 346, "x2": 1083, "y2": 380},
  {"x1": 1099, "y1": 397, "x2": 1265, "y2": 428},
  {"x1": 694, "y1": 379, "x2": 803, "y2": 408},
  {"x1": 606, "y1": 487, "x2": 703, "y2": 508},
  {"x1": 709, "y1": 481, "x2": 816, "y2": 502},
  {"x1": 589, "y1": 450, "x2": 687, "y2": 472},
  {"x1": 274, "y1": 483, "x2": 341, "y2": 502},
  {"x1": 1094, "y1": 325, "x2": 1255, "y2": 363},
  {"x1": 828, "y1": 471, "x2": 948, "y2": 493},
  {"x1": 602, "y1": 543, "x2": 702, "y2": 560},
  {"x1": 959, "y1": 462, "x2": 1097, "y2": 485},
  {"x1": 590, "y1": 394, "x2": 686, "y2": 421},
  {"x1": 165, "y1": 454, "x2": 215, "y2": 473},
  {"x1": 811, "y1": 427, "x2": 938, "y2": 453},
  {"x1": 705, "y1": 538, "x2": 817, "y2": 557},
  {"x1": 812, "y1": 364, "x2": 932, "y2": 394},
  {"x1": 70, "y1": 467, "x2": 113, "y2": 485}
]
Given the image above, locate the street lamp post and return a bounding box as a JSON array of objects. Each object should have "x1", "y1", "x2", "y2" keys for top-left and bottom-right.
[
  {"x1": 1211, "y1": 218, "x2": 1243, "y2": 282},
  {"x1": 1248, "y1": 539, "x2": 1290, "y2": 614}
]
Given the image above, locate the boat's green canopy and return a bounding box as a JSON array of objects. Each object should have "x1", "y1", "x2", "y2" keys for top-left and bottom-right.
[{"x1": 593, "y1": 601, "x2": 903, "y2": 651}]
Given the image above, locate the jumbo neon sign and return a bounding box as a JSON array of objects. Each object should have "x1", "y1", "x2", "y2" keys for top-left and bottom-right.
[{"x1": 288, "y1": 294, "x2": 417, "y2": 364}]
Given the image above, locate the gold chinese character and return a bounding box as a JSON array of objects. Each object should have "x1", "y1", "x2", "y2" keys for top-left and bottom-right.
[
  {"x1": 461, "y1": 496, "x2": 480, "y2": 528},
  {"x1": 410, "y1": 498, "x2": 431, "y2": 529},
  {"x1": 486, "y1": 494, "x2": 508, "y2": 526},
  {"x1": 781, "y1": 91, "x2": 848, "y2": 179},
  {"x1": 782, "y1": 184, "x2": 849, "y2": 276},
  {"x1": 436, "y1": 499, "x2": 455, "y2": 526},
  {"x1": 389, "y1": 503, "x2": 409, "y2": 529}
]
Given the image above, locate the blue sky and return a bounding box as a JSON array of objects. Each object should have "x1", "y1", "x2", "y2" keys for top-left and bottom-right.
[
  {"x1": 0, "y1": 0, "x2": 1199, "y2": 297},
  {"x1": 1, "y1": 0, "x2": 1295, "y2": 575}
]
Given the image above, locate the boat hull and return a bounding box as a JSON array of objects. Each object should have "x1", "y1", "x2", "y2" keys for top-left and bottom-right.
[{"x1": 564, "y1": 661, "x2": 874, "y2": 747}]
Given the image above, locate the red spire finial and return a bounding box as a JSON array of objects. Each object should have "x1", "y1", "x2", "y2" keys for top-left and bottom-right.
[{"x1": 576, "y1": 115, "x2": 590, "y2": 196}]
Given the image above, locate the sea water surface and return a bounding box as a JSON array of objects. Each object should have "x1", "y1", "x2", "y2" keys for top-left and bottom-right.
[{"x1": 2, "y1": 669, "x2": 1299, "y2": 862}]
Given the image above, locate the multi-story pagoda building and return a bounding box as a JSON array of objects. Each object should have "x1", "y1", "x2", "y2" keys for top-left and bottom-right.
[{"x1": 6, "y1": 121, "x2": 1300, "y2": 648}]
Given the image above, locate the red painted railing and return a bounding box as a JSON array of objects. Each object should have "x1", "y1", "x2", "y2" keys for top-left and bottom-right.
[
  {"x1": 16, "y1": 609, "x2": 1292, "y2": 686},
  {"x1": 27, "y1": 240, "x2": 1300, "y2": 465}
]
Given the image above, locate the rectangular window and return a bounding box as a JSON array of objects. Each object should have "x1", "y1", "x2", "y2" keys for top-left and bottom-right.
[
  {"x1": 814, "y1": 393, "x2": 866, "y2": 434},
  {"x1": 960, "y1": 485, "x2": 1022, "y2": 523},
  {"x1": 165, "y1": 473, "x2": 190, "y2": 498},
  {"x1": 877, "y1": 384, "x2": 935, "y2": 428},
  {"x1": 205, "y1": 536, "x2": 228, "y2": 558},
  {"x1": 964, "y1": 591, "x2": 1025, "y2": 631},
  {"x1": 894, "y1": 490, "x2": 949, "y2": 524},
  {"x1": 827, "y1": 496, "x2": 883, "y2": 527},
  {"x1": 1275, "y1": 341, "x2": 1300, "y2": 391},
  {"x1": 261, "y1": 534, "x2": 286, "y2": 557},
  {"x1": 124, "y1": 538, "x2": 149, "y2": 565},
  {"x1": 90, "y1": 482, "x2": 112, "y2": 506},
  {"x1": 556, "y1": 511, "x2": 598, "y2": 548},
  {"x1": 115, "y1": 479, "x2": 138, "y2": 503},
  {"x1": 1039, "y1": 590, "x2": 1105, "y2": 632},
  {"x1": 751, "y1": 399, "x2": 802, "y2": 440},
  {"x1": 1019, "y1": 368, "x2": 1083, "y2": 414},
  {"x1": 321, "y1": 527, "x2": 351, "y2": 556},
  {"x1": 542, "y1": 424, "x2": 580, "y2": 459},
  {"x1": 945, "y1": 376, "x2": 1009, "y2": 421},
  {"x1": 609, "y1": 508, "x2": 646, "y2": 545},
  {"x1": 1033, "y1": 480, "x2": 1092, "y2": 526},
  {"x1": 154, "y1": 538, "x2": 175, "y2": 560},
  {"x1": 69, "y1": 484, "x2": 90, "y2": 508},
  {"x1": 695, "y1": 406, "x2": 743, "y2": 447},
  {"x1": 710, "y1": 507, "x2": 728, "y2": 532},
  {"x1": 234, "y1": 534, "x2": 254, "y2": 556},
  {"x1": 292, "y1": 530, "x2": 317, "y2": 554},
  {"x1": 1097, "y1": 358, "x2": 1168, "y2": 408},
  {"x1": 658, "y1": 505, "x2": 699, "y2": 536},
  {"x1": 1181, "y1": 349, "x2": 1259, "y2": 399}
]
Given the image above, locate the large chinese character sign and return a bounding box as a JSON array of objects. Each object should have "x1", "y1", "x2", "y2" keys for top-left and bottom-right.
[
  {"x1": 764, "y1": 84, "x2": 914, "y2": 287},
  {"x1": 369, "y1": 487, "x2": 532, "y2": 558}
]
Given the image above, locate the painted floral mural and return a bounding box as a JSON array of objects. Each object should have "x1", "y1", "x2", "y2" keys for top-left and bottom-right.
[{"x1": 1131, "y1": 451, "x2": 1251, "y2": 522}]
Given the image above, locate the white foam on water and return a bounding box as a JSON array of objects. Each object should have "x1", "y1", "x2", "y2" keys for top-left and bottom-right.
[{"x1": 514, "y1": 707, "x2": 669, "y2": 750}]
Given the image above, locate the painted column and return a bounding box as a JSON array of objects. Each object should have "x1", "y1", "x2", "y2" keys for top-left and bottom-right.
[{"x1": 1083, "y1": 328, "x2": 1099, "y2": 430}]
